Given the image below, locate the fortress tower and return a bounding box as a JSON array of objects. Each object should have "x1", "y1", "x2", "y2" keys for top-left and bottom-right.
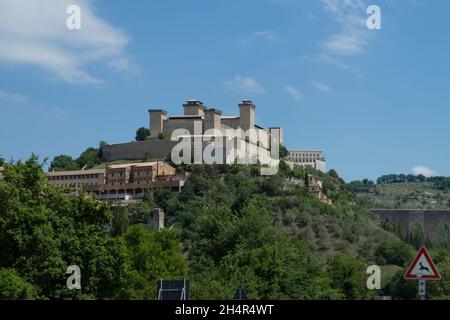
[
  {"x1": 148, "y1": 109, "x2": 167, "y2": 137},
  {"x1": 239, "y1": 100, "x2": 255, "y2": 133}
]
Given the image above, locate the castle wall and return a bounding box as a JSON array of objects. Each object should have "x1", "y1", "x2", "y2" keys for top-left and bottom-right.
[
  {"x1": 103, "y1": 137, "x2": 272, "y2": 166},
  {"x1": 221, "y1": 117, "x2": 240, "y2": 129},
  {"x1": 163, "y1": 118, "x2": 202, "y2": 137},
  {"x1": 103, "y1": 140, "x2": 177, "y2": 161}
]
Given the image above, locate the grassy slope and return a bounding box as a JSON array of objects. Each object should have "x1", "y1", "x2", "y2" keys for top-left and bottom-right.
[{"x1": 355, "y1": 182, "x2": 450, "y2": 209}]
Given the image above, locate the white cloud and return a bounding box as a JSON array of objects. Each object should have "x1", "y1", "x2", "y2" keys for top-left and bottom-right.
[
  {"x1": 253, "y1": 30, "x2": 275, "y2": 41},
  {"x1": 0, "y1": 90, "x2": 26, "y2": 103},
  {"x1": 225, "y1": 75, "x2": 264, "y2": 94},
  {"x1": 285, "y1": 85, "x2": 304, "y2": 102},
  {"x1": 322, "y1": 32, "x2": 367, "y2": 56},
  {"x1": 412, "y1": 166, "x2": 437, "y2": 177},
  {"x1": 302, "y1": 53, "x2": 362, "y2": 77},
  {"x1": 107, "y1": 57, "x2": 140, "y2": 75},
  {"x1": 310, "y1": 79, "x2": 330, "y2": 92},
  {"x1": 0, "y1": 0, "x2": 136, "y2": 84},
  {"x1": 320, "y1": 0, "x2": 370, "y2": 56}
]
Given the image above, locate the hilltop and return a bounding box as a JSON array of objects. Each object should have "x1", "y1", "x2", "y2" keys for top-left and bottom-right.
[{"x1": 348, "y1": 174, "x2": 450, "y2": 210}]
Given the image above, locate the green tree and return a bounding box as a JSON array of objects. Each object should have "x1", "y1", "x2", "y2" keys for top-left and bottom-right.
[
  {"x1": 408, "y1": 224, "x2": 427, "y2": 249},
  {"x1": 76, "y1": 147, "x2": 100, "y2": 169},
  {"x1": 121, "y1": 225, "x2": 187, "y2": 299},
  {"x1": 374, "y1": 240, "x2": 414, "y2": 266},
  {"x1": 260, "y1": 174, "x2": 283, "y2": 196},
  {"x1": 326, "y1": 254, "x2": 371, "y2": 300},
  {"x1": 278, "y1": 159, "x2": 291, "y2": 175},
  {"x1": 384, "y1": 272, "x2": 417, "y2": 300},
  {"x1": 279, "y1": 144, "x2": 289, "y2": 159},
  {"x1": 0, "y1": 268, "x2": 38, "y2": 299},
  {"x1": 0, "y1": 156, "x2": 129, "y2": 299},
  {"x1": 127, "y1": 198, "x2": 157, "y2": 225},
  {"x1": 49, "y1": 155, "x2": 80, "y2": 171},
  {"x1": 427, "y1": 248, "x2": 450, "y2": 299},
  {"x1": 177, "y1": 183, "x2": 327, "y2": 299},
  {"x1": 111, "y1": 206, "x2": 130, "y2": 236},
  {"x1": 154, "y1": 187, "x2": 178, "y2": 215},
  {"x1": 135, "y1": 127, "x2": 150, "y2": 141}
]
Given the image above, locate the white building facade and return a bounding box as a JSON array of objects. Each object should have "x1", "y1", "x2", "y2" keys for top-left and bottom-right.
[{"x1": 287, "y1": 150, "x2": 326, "y2": 173}]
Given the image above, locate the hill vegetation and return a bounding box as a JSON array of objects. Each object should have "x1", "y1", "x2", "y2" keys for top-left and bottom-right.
[
  {"x1": 348, "y1": 174, "x2": 450, "y2": 210},
  {"x1": 48, "y1": 141, "x2": 108, "y2": 172},
  {"x1": 2, "y1": 157, "x2": 450, "y2": 299},
  {"x1": 0, "y1": 156, "x2": 186, "y2": 299}
]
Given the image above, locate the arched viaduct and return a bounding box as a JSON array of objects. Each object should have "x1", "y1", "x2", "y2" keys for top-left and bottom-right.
[{"x1": 371, "y1": 209, "x2": 450, "y2": 244}]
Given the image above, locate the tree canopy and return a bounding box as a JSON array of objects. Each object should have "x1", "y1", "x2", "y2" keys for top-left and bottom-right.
[
  {"x1": 49, "y1": 142, "x2": 105, "y2": 172},
  {"x1": 0, "y1": 156, "x2": 186, "y2": 299},
  {"x1": 49, "y1": 155, "x2": 79, "y2": 172},
  {"x1": 3, "y1": 158, "x2": 450, "y2": 300},
  {"x1": 135, "y1": 127, "x2": 150, "y2": 141}
]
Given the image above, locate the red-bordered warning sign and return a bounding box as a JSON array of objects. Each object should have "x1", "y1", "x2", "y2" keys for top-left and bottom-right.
[{"x1": 404, "y1": 246, "x2": 441, "y2": 280}]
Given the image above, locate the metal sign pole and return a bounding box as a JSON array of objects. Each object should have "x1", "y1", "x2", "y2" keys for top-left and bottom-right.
[
  {"x1": 418, "y1": 279, "x2": 426, "y2": 300},
  {"x1": 405, "y1": 247, "x2": 441, "y2": 300}
]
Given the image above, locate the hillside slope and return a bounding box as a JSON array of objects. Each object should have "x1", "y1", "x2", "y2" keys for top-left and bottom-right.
[
  {"x1": 2, "y1": 158, "x2": 450, "y2": 300},
  {"x1": 350, "y1": 181, "x2": 450, "y2": 210},
  {"x1": 155, "y1": 164, "x2": 429, "y2": 299}
]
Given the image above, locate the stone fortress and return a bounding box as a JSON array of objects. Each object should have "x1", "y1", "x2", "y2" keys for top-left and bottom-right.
[
  {"x1": 0, "y1": 99, "x2": 328, "y2": 203},
  {"x1": 103, "y1": 99, "x2": 327, "y2": 173},
  {"x1": 103, "y1": 99, "x2": 284, "y2": 165}
]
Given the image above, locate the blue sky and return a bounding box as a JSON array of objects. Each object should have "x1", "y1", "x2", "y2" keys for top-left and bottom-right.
[{"x1": 0, "y1": 0, "x2": 449, "y2": 181}]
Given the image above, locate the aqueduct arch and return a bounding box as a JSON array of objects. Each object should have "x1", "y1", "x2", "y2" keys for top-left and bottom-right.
[
  {"x1": 437, "y1": 222, "x2": 450, "y2": 245},
  {"x1": 371, "y1": 209, "x2": 450, "y2": 245}
]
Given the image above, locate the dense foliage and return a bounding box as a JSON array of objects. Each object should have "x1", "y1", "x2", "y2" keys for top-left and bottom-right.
[
  {"x1": 2, "y1": 158, "x2": 450, "y2": 300},
  {"x1": 350, "y1": 174, "x2": 450, "y2": 191},
  {"x1": 0, "y1": 156, "x2": 186, "y2": 299},
  {"x1": 135, "y1": 127, "x2": 150, "y2": 142},
  {"x1": 49, "y1": 141, "x2": 108, "y2": 171},
  {"x1": 168, "y1": 164, "x2": 394, "y2": 299}
]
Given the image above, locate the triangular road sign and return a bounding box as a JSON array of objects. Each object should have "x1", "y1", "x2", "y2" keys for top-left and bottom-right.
[{"x1": 404, "y1": 246, "x2": 441, "y2": 280}]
